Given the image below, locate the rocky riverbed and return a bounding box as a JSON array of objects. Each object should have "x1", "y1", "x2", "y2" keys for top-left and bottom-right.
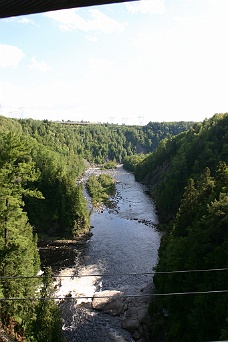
[
  {"x1": 51, "y1": 260, "x2": 155, "y2": 341},
  {"x1": 59, "y1": 282, "x2": 154, "y2": 342}
]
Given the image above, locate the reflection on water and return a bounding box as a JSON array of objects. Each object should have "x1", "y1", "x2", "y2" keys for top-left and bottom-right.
[{"x1": 84, "y1": 166, "x2": 160, "y2": 294}]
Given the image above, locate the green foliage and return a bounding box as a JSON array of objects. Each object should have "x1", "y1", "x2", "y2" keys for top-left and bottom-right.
[
  {"x1": 123, "y1": 154, "x2": 147, "y2": 172},
  {"x1": 24, "y1": 144, "x2": 89, "y2": 237},
  {"x1": 31, "y1": 267, "x2": 65, "y2": 342},
  {"x1": 151, "y1": 163, "x2": 228, "y2": 341},
  {"x1": 0, "y1": 131, "x2": 41, "y2": 338},
  {"x1": 102, "y1": 159, "x2": 117, "y2": 169},
  {"x1": 0, "y1": 129, "x2": 72, "y2": 340},
  {"x1": 0, "y1": 115, "x2": 22, "y2": 133},
  {"x1": 86, "y1": 174, "x2": 116, "y2": 207},
  {"x1": 18, "y1": 119, "x2": 193, "y2": 164}
]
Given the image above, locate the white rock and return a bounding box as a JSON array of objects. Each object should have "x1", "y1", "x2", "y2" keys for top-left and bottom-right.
[{"x1": 92, "y1": 290, "x2": 126, "y2": 316}]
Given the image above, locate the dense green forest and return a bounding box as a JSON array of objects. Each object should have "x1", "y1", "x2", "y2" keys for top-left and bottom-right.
[
  {"x1": 124, "y1": 113, "x2": 228, "y2": 341},
  {"x1": 151, "y1": 162, "x2": 228, "y2": 341},
  {"x1": 0, "y1": 115, "x2": 193, "y2": 340},
  {"x1": 18, "y1": 118, "x2": 193, "y2": 164},
  {"x1": 0, "y1": 126, "x2": 64, "y2": 340}
]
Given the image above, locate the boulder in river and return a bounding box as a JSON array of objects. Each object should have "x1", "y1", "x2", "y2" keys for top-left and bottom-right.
[
  {"x1": 92, "y1": 290, "x2": 127, "y2": 316},
  {"x1": 91, "y1": 284, "x2": 154, "y2": 341}
]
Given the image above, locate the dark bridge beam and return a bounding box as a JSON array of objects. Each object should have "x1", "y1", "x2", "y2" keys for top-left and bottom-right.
[{"x1": 0, "y1": 0, "x2": 137, "y2": 19}]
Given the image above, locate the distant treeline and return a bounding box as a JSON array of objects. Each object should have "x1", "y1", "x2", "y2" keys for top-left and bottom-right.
[{"x1": 18, "y1": 118, "x2": 193, "y2": 163}]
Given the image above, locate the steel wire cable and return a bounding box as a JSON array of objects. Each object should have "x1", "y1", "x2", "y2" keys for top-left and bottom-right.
[
  {"x1": 0, "y1": 289, "x2": 228, "y2": 301},
  {"x1": 0, "y1": 268, "x2": 227, "y2": 301},
  {"x1": 0, "y1": 267, "x2": 228, "y2": 280}
]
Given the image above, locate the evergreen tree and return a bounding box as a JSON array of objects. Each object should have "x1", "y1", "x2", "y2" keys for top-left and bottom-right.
[
  {"x1": 32, "y1": 267, "x2": 65, "y2": 342},
  {"x1": 152, "y1": 162, "x2": 228, "y2": 341},
  {"x1": 0, "y1": 132, "x2": 41, "y2": 336}
]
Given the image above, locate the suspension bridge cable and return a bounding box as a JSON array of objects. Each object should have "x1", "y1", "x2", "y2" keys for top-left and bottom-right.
[
  {"x1": 0, "y1": 267, "x2": 227, "y2": 279},
  {"x1": 0, "y1": 289, "x2": 227, "y2": 301}
]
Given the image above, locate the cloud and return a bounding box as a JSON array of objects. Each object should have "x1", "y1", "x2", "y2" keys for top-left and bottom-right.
[
  {"x1": 131, "y1": 5, "x2": 228, "y2": 121},
  {"x1": 29, "y1": 57, "x2": 50, "y2": 71},
  {"x1": 0, "y1": 44, "x2": 24, "y2": 67},
  {"x1": 86, "y1": 35, "x2": 98, "y2": 43},
  {"x1": 44, "y1": 8, "x2": 125, "y2": 33},
  {"x1": 86, "y1": 57, "x2": 115, "y2": 76},
  {"x1": 18, "y1": 17, "x2": 39, "y2": 26},
  {"x1": 126, "y1": 0, "x2": 165, "y2": 14},
  {"x1": 3, "y1": 16, "x2": 38, "y2": 26}
]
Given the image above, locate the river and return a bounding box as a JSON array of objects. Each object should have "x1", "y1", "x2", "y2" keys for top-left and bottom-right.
[{"x1": 54, "y1": 166, "x2": 161, "y2": 341}]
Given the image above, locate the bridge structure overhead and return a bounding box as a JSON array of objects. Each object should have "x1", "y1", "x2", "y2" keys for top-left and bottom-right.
[{"x1": 0, "y1": 0, "x2": 137, "y2": 19}]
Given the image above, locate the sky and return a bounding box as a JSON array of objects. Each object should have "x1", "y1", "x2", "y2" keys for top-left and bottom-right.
[{"x1": 0, "y1": 0, "x2": 227, "y2": 125}]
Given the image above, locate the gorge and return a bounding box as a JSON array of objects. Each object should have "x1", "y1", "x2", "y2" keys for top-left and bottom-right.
[{"x1": 0, "y1": 114, "x2": 227, "y2": 341}]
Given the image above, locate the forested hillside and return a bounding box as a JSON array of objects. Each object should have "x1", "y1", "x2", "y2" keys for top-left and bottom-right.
[
  {"x1": 0, "y1": 115, "x2": 193, "y2": 340},
  {"x1": 124, "y1": 113, "x2": 228, "y2": 341},
  {"x1": 125, "y1": 113, "x2": 228, "y2": 221},
  {"x1": 18, "y1": 118, "x2": 193, "y2": 163},
  {"x1": 0, "y1": 122, "x2": 65, "y2": 341},
  {"x1": 151, "y1": 162, "x2": 228, "y2": 341},
  {"x1": 0, "y1": 117, "x2": 91, "y2": 239}
]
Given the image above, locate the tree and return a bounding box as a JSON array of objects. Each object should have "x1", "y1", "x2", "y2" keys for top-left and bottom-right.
[
  {"x1": 0, "y1": 132, "x2": 41, "y2": 336},
  {"x1": 151, "y1": 162, "x2": 228, "y2": 341},
  {"x1": 173, "y1": 178, "x2": 198, "y2": 237},
  {"x1": 32, "y1": 267, "x2": 65, "y2": 342}
]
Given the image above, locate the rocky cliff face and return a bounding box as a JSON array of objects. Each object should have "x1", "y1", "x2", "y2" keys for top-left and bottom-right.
[
  {"x1": 142, "y1": 161, "x2": 172, "y2": 223},
  {"x1": 135, "y1": 143, "x2": 148, "y2": 155},
  {"x1": 144, "y1": 162, "x2": 170, "y2": 187}
]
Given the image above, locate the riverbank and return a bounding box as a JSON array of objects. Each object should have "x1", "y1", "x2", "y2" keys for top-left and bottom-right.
[
  {"x1": 38, "y1": 231, "x2": 93, "y2": 272},
  {"x1": 91, "y1": 282, "x2": 155, "y2": 341}
]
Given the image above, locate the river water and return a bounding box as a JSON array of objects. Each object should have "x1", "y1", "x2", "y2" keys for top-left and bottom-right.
[{"x1": 55, "y1": 166, "x2": 161, "y2": 341}]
